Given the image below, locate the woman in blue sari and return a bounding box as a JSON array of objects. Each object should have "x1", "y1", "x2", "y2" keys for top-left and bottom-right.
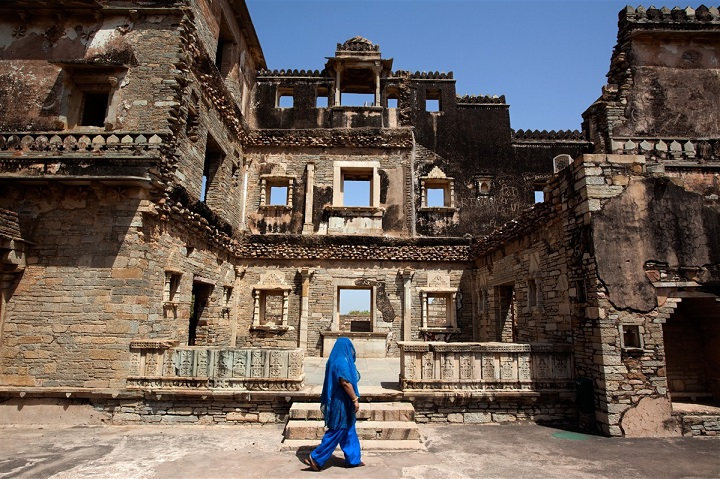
[{"x1": 306, "y1": 337, "x2": 363, "y2": 470}]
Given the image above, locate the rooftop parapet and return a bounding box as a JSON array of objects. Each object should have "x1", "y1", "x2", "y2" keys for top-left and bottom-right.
[
  {"x1": 257, "y1": 69, "x2": 329, "y2": 78},
  {"x1": 456, "y1": 94, "x2": 506, "y2": 105},
  {"x1": 620, "y1": 5, "x2": 720, "y2": 27},
  {"x1": 512, "y1": 129, "x2": 584, "y2": 141},
  {"x1": 393, "y1": 71, "x2": 453, "y2": 80}
]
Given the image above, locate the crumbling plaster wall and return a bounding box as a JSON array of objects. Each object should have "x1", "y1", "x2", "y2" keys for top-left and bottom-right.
[
  {"x1": 583, "y1": 10, "x2": 720, "y2": 151},
  {"x1": 0, "y1": 12, "x2": 184, "y2": 131},
  {"x1": 614, "y1": 35, "x2": 720, "y2": 138},
  {"x1": 591, "y1": 167, "x2": 720, "y2": 436}
]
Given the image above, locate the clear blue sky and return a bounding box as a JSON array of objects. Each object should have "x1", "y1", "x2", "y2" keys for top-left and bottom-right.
[{"x1": 246, "y1": 0, "x2": 630, "y2": 131}]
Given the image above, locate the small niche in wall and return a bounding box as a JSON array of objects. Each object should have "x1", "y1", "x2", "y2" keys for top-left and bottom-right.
[{"x1": 620, "y1": 324, "x2": 643, "y2": 351}]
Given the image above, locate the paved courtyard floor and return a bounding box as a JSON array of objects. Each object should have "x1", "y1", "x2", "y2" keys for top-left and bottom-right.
[{"x1": 0, "y1": 423, "x2": 718, "y2": 479}]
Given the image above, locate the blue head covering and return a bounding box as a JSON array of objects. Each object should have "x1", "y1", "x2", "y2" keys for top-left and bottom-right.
[{"x1": 320, "y1": 337, "x2": 361, "y2": 429}]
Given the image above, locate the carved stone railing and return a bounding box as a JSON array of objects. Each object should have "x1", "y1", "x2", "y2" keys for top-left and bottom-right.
[
  {"x1": 127, "y1": 340, "x2": 304, "y2": 391},
  {"x1": 398, "y1": 341, "x2": 573, "y2": 391},
  {"x1": 610, "y1": 137, "x2": 720, "y2": 162},
  {"x1": 0, "y1": 131, "x2": 166, "y2": 154}
]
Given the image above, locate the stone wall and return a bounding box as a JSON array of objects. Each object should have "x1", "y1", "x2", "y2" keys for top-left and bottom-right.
[{"x1": 411, "y1": 396, "x2": 575, "y2": 425}]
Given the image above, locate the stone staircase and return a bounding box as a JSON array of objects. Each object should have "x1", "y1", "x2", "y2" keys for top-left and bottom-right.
[{"x1": 282, "y1": 401, "x2": 423, "y2": 451}]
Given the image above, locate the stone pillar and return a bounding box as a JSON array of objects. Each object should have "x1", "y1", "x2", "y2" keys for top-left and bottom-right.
[
  {"x1": 298, "y1": 268, "x2": 315, "y2": 349},
  {"x1": 302, "y1": 163, "x2": 315, "y2": 234},
  {"x1": 252, "y1": 289, "x2": 261, "y2": 327},
  {"x1": 335, "y1": 68, "x2": 342, "y2": 106},
  {"x1": 400, "y1": 269, "x2": 414, "y2": 340},
  {"x1": 374, "y1": 67, "x2": 381, "y2": 107},
  {"x1": 0, "y1": 287, "x2": 6, "y2": 346},
  {"x1": 240, "y1": 158, "x2": 251, "y2": 231}
]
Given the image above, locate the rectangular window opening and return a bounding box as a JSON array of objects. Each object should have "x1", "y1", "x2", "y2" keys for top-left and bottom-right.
[
  {"x1": 278, "y1": 94, "x2": 294, "y2": 108},
  {"x1": 426, "y1": 294, "x2": 450, "y2": 327},
  {"x1": 622, "y1": 325, "x2": 642, "y2": 349},
  {"x1": 426, "y1": 187, "x2": 446, "y2": 207},
  {"x1": 534, "y1": 190, "x2": 544, "y2": 203},
  {"x1": 215, "y1": 17, "x2": 234, "y2": 75},
  {"x1": 316, "y1": 96, "x2": 328, "y2": 108},
  {"x1": 342, "y1": 173, "x2": 371, "y2": 207},
  {"x1": 387, "y1": 98, "x2": 398, "y2": 109},
  {"x1": 269, "y1": 185, "x2": 289, "y2": 205},
  {"x1": 341, "y1": 92, "x2": 375, "y2": 107},
  {"x1": 164, "y1": 272, "x2": 181, "y2": 303},
  {"x1": 425, "y1": 98, "x2": 440, "y2": 112},
  {"x1": 80, "y1": 92, "x2": 109, "y2": 127},
  {"x1": 339, "y1": 288, "x2": 372, "y2": 332},
  {"x1": 201, "y1": 136, "x2": 223, "y2": 203}
]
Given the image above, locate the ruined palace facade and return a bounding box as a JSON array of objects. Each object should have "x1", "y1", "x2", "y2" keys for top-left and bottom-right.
[{"x1": 0, "y1": 2, "x2": 719, "y2": 437}]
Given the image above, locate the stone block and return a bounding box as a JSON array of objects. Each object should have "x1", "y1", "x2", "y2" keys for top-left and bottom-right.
[
  {"x1": 258, "y1": 412, "x2": 277, "y2": 423},
  {"x1": 113, "y1": 412, "x2": 142, "y2": 423},
  {"x1": 464, "y1": 412, "x2": 492, "y2": 423},
  {"x1": 226, "y1": 411, "x2": 258, "y2": 422},
  {"x1": 447, "y1": 413, "x2": 464, "y2": 423}
]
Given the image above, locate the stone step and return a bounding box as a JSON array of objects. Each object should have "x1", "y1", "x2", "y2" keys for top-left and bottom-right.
[
  {"x1": 289, "y1": 402, "x2": 415, "y2": 422},
  {"x1": 284, "y1": 420, "x2": 421, "y2": 441},
  {"x1": 280, "y1": 439, "x2": 425, "y2": 451}
]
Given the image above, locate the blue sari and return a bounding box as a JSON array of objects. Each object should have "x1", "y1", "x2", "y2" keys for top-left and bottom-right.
[
  {"x1": 320, "y1": 337, "x2": 361, "y2": 429},
  {"x1": 310, "y1": 337, "x2": 362, "y2": 468}
]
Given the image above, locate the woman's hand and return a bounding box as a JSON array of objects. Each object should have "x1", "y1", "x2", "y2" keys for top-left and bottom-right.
[{"x1": 340, "y1": 378, "x2": 360, "y2": 413}]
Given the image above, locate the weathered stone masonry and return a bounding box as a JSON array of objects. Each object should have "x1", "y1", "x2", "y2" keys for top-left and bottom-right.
[{"x1": 0, "y1": 1, "x2": 719, "y2": 436}]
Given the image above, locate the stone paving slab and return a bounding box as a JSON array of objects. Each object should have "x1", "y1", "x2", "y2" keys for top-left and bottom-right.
[
  {"x1": 0, "y1": 423, "x2": 719, "y2": 478},
  {"x1": 280, "y1": 439, "x2": 425, "y2": 451}
]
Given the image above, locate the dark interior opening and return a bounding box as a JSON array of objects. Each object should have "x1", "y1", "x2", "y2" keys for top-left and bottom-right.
[
  {"x1": 663, "y1": 297, "x2": 720, "y2": 405},
  {"x1": 201, "y1": 135, "x2": 224, "y2": 203},
  {"x1": 496, "y1": 285, "x2": 516, "y2": 342},
  {"x1": 81, "y1": 92, "x2": 109, "y2": 127},
  {"x1": 189, "y1": 282, "x2": 212, "y2": 346}
]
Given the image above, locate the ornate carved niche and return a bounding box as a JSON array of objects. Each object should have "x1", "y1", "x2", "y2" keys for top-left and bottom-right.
[
  {"x1": 420, "y1": 166, "x2": 455, "y2": 211},
  {"x1": 259, "y1": 174, "x2": 294, "y2": 210},
  {"x1": 251, "y1": 271, "x2": 293, "y2": 332},
  {"x1": 419, "y1": 272, "x2": 460, "y2": 340}
]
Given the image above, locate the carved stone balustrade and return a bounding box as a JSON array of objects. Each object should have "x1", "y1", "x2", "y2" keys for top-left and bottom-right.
[
  {"x1": 127, "y1": 340, "x2": 305, "y2": 391},
  {"x1": 0, "y1": 131, "x2": 166, "y2": 155},
  {"x1": 610, "y1": 137, "x2": 720, "y2": 163},
  {"x1": 398, "y1": 341, "x2": 573, "y2": 392}
]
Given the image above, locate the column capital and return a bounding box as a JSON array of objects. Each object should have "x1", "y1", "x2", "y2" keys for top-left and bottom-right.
[
  {"x1": 399, "y1": 268, "x2": 414, "y2": 280},
  {"x1": 298, "y1": 267, "x2": 316, "y2": 278}
]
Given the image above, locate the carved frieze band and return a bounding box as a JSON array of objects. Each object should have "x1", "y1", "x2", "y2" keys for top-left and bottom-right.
[
  {"x1": 128, "y1": 346, "x2": 305, "y2": 391},
  {"x1": 398, "y1": 342, "x2": 573, "y2": 392}
]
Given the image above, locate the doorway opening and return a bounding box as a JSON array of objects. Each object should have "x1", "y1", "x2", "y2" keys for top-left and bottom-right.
[
  {"x1": 338, "y1": 287, "x2": 372, "y2": 332},
  {"x1": 189, "y1": 281, "x2": 213, "y2": 346},
  {"x1": 663, "y1": 297, "x2": 720, "y2": 406}
]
